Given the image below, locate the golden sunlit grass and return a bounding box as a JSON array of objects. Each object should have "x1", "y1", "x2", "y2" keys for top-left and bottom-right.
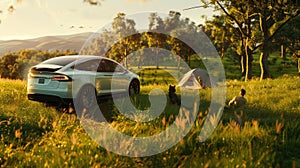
[{"x1": 0, "y1": 76, "x2": 299, "y2": 167}]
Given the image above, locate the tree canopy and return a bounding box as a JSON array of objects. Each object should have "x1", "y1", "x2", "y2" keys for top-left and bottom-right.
[
  {"x1": 80, "y1": 12, "x2": 207, "y2": 69},
  {"x1": 200, "y1": 0, "x2": 300, "y2": 80}
]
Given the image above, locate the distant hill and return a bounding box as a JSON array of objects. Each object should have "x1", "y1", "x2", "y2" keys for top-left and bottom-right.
[{"x1": 0, "y1": 32, "x2": 93, "y2": 56}]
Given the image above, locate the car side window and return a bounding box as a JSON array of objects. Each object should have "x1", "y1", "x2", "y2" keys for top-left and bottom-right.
[
  {"x1": 98, "y1": 59, "x2": 124, "y2": 73},
  {"x1": 73, "y1": 59, "x2": 100, "y2": 72}
]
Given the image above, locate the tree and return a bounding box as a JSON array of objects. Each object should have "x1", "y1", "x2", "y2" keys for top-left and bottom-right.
[
  {"x1": 253, "y1": 0, "x2": 300, "y2": 79},
  {"x1": 200, "y1": 1, "x2": 257, "y2": 80},
  {"x1": 80, "y1": 11, "x2": 212, "y2": 70},
  {"x1": 205, "y1": 15, "x2": 232, "y2": 59},
  {"x1": 200, "y1": 0, "x2": 300, "y2": 80},
  {"x1": 109, "y1": 13, "x2": 138, "y2": 68},
  {"x1": 168, "y1": 22, "x2": 198, "y2": 67},
  {"x1": 147, "y1": 13, "x2": 168, "y2": 69},
  {"x1": 205, "y1": 14, "x2": 251, "y2": 77},
  {"x1": 80, "y1": 13, "x2": 139, "y2": 68},
  {"x1": 0, "y1": 53, "x2": 19, "y2": 79},
  {"x1": 164, "y1": 11, "x2": 201, "y2": 68},
  {"x1": 0, "y1": 49, "x2": 77, "y2": 79},
  {"x1": 80, "y1": 31, "x2": 112, "y2": 56},
  {"x1": 274, "y1": 15, "x2": 300, "y2": 73}
]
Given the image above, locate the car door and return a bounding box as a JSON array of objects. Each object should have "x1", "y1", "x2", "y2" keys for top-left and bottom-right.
[
  {"x1": 96, "y1": 58, "x2": 129, "y2": 94},
  {"x1": 71, "y1": 59, "x2": 101, "y2": 96},
  {"x1": 110, "y1": 61, "x2": 131, "y2": 93},
  {"x1": 95, "y1": 59, "x2": 113, "y2": 95}
]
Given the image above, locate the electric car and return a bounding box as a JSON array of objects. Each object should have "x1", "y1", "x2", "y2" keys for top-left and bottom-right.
[{"x1": 27, "y1": 55, "x2": 140, "y2": 109}]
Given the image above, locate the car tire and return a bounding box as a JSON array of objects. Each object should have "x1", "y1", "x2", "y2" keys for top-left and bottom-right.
[
  {"x1": 77, "y1": 85, "x2": 97, "y2": 110},
  {"x1": 129, "y1": 79, "x2": 140, "y2": 95}
]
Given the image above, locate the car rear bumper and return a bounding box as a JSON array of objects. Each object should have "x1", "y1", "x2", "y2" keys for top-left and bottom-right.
[{"x1": 27, "y1": 93, "x2": 72, "y2": 105}]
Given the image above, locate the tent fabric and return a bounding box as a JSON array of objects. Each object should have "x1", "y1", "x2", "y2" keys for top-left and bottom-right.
[{"x1": 178, "y1": 68, "x2": 217, "y2": 89}]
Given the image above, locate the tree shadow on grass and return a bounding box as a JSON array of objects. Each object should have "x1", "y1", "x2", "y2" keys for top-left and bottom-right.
[
  {"x1": 77, "y1": 93, "x2": 181, "y2": 124},
  {"x1": 222, "y1": 104, "x2": 300, "y2": 127},
  {"x1": 0, "y1": 112, "x2": 50, "y2": 147}
]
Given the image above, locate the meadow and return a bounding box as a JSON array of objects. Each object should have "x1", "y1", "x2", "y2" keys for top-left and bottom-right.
[
  {"x1": 0, "y1": 52, "x2": 299, "y2": 167},
  {"x1": 0, "y1": 65, "x2": 299, "y2": 167}
]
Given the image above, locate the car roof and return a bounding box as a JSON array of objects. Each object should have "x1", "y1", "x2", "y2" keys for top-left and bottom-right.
[
  {"x1": 50, "y1": 55, "x2": 103, "y2": 60},
  {"x1": 40, "y1": 55, "x2": 106, "y2": 66},
  {"x1": 69, "y1": 55, "x2": 122, "y2": 65}
]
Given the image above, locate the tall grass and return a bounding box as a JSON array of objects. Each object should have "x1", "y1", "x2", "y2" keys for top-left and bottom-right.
[{"x1": 0, "y1": 76, "x2": 300, "y2": 167}]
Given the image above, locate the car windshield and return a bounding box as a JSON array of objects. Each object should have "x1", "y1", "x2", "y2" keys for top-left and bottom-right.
[{"x1": 41, "y1": 56, "x2": 79, "y2": 66}]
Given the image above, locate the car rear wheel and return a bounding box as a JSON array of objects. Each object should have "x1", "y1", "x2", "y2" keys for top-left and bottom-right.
[
  {"x1": 77, "y1": 85, "x2": 97, "y2": 110},
  {"x1": 129, "y1": 79, "x2": 140, "y2": 95}
]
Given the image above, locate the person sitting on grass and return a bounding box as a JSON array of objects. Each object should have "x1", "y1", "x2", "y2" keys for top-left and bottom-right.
[{"x1": 228, "y1": 89, "x2": 247, "y2": 108}]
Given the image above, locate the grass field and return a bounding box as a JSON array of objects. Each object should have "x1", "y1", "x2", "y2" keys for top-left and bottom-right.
[{"x1": 0, "y1": 71, "x2": 299, "y2": 167}]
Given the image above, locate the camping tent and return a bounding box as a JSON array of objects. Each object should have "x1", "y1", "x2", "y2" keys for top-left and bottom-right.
[{"x1": 178, "y1": 68, "x2": 217, "y2": 89}]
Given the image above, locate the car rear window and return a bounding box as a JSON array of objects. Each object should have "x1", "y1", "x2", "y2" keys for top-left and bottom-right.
[{"x1": 41, "y1": 56, "x2": 79, "y2": 66}]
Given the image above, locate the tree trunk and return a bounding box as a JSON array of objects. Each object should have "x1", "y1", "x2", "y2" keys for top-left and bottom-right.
[
  {"x1": 242, "y1": 36, "x2": 253, "y2": 81},
  {"x1": 244, "y1": 11, "x2": 253, "y2": 81},
  {"x1": 240, "y1": 53, "x2": 246, "y2": 76},
  {"x1": 240, "y1": 38, "x2": 247, "y2": 76},
  {"x1": 281, "y1": 44, "x2": 286, "y2": 59},
  {"x1": 177, "y1": 56, "x2": 181, "y2": 70},
  {"x1": 259, "y1": 14, "x2": 271, "y2": 80},
  {"x1": 298, "y1": 58, "x2": 300, "y2": 76},
  {"x1": 124, "y1": 46, "x2": 128, "y2": 69},
  {"x1": 156, "y1": 54, "x2": 159, "y2": 69},
  {"x1": 188, "y1": 50, "x2": 191, "y2": 66},
  {"x1": 260, "y1": 50, "x2": 270, "y2": 80},
  {"x1": 221, "y1": 31, "x2": 225, "y2": 59},
  {"x1": 245, "y1": 48, "x2": 253, "y2": 81},
  {"x1": 156, "y1": 43, "x2": 159, "y2": 69}
]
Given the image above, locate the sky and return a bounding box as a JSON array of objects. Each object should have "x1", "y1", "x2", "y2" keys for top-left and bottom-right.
[{"x1": 0, "y1": 0, "x2": 215, "y2": 40}]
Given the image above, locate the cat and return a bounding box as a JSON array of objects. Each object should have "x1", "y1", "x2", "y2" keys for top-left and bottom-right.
[{"x1": 168, "y1": 85, "x2": 181, "y2": 106}]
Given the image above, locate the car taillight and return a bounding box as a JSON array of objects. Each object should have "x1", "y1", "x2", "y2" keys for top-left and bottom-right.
[
  {"x1": 51, "y1": 75, "x2": 72, "y2": 81},
  {"x1": 28, "y1": 73, "x2": 34, "y2": 78}
]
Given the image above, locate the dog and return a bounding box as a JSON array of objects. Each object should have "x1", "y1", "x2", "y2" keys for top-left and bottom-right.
[{"x1": 168, "y1": 85, "x2": 181, "y2": 105}]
